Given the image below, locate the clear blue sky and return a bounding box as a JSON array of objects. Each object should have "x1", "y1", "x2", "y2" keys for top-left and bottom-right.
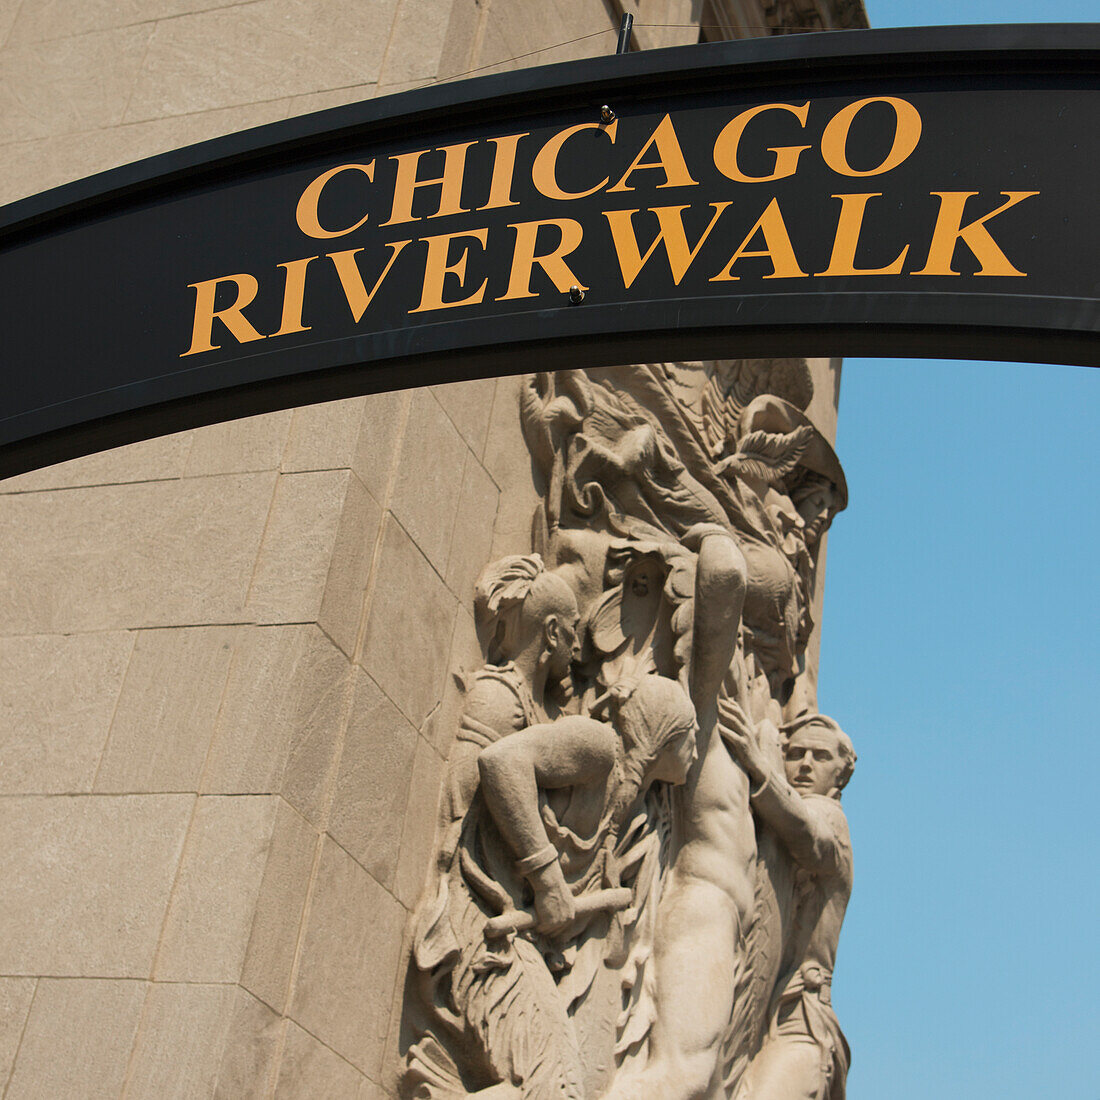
[{"x1": 818, "y1": 3, "x2": 1099, "y2": 1097}]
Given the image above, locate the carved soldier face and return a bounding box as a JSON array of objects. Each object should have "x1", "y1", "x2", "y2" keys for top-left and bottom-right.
[
  {"x1": 784, "y1": 727, "x2": 847, "y2": 797},
  {"x1": 793, "y1": 480, "x2": 836, "y2": 547}
]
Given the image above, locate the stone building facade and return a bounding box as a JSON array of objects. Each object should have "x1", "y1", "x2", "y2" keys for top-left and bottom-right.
[{"x1": 0, "y1": 1, "x2": 864, "y2": 1096}]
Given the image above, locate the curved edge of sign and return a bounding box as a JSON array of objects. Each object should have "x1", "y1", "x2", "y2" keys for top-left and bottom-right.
[{"x1": 3, "y1": 300, "x2": 1096, "y2": 479}]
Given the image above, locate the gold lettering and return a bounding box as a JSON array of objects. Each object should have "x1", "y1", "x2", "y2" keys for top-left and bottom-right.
[
  {"x1": 328, "y1": 242, "x2": 412, "y2": 322},
  {"x1": 710, "y1": 198, "x2": 807, "y2": 281},
  {"x1": 820, "y1": 97, "x2": 922, "y2": 177},
  {"x1": 531, "y1": 121, "x2": 617, "y2": 202},
  {"x1": 604, "y1": 203, "x2": 731, "y2": 288},
  {"x1": 712, "y1": 102, "x2": 811, "y2": 183},
  {"x1": 296, "y1": 163, "x2": 375, "y2": 239},
  {"x1": 384, "y1": 142, "x2": 477, "y2": 226},
  {"x1": 270, "y1": 256, "x2": 317, "y2": 336},
  {"x1": 181, "y1": 273, "x2": 265, "y2": 356},
  {"x1": 478, "y1": 132, "x2": 530, "y2": 210},
  {"x1": 411, "y1": 229, "x2": 489, "y2": 313},
  {"x1": 816, "y1": 194, "x2": 908, "y2": 277},
  {"x1": 608, "y1": 114, "x2": 698, "y2": 193},
  {"x1": 913, "y1": 191, "x2": 1039, "y2": 276},
  {"x1": 497, "y1": 219, "x2": 586, "y2": 301}
]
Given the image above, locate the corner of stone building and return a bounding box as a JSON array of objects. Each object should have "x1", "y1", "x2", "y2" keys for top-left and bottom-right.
[{"x1": 0, "y1": 0, "x2": 861, "y2": 1094}]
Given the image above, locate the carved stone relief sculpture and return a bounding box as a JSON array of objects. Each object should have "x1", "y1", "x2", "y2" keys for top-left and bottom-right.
[{"x1": 400, "y1": 361, "x2": 856, "y2": 1099}]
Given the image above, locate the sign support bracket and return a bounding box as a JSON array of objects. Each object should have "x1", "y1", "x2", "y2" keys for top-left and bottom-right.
[{"x1": 616, "y1": 13, "x2": 634, "y2": 54}]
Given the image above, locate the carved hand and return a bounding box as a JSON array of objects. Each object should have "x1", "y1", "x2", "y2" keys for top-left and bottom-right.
[
  {"x1": 716, "y1": 696, "x2": 767, "y2": 785},
  {"x1": 528, "y1": 859, "x2": 577, "y2": 935},
  {"x1": 681, "y1": 521, "x2": 733, "y2": 551}
]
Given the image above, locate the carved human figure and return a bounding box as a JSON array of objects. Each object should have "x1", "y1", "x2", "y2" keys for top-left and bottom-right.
[
  {"x1": 591, "y1": 415, "x2": 844, "y2": 1100},
  {"x1": 446, "y1": 555, "x2": 581, "y2": 821},
  {"x1": 598, "y1": 561, "x2": 753, "y2": 1100},
  {"x1": 479, "y1": 675, "x2": 699, "y2": 940},
  {"x1": 405, "y1": 548, "x2": 707, "y2": 1099},
  {"x1": 406, "y1": 673, "x2": 698, "y2": 1099},
  {"x1": 516, "y1": 368, "x2": 853, "y2": 1099},
  {"x1": 404, "y1": 554, "x2": 581, "y2": 1098},
  {"x1": 718, "y1": 704, "x2": 856, "y2": 1100},
  {"x1": 711, "y1": 393, "x2": 846, "y2": 701}
]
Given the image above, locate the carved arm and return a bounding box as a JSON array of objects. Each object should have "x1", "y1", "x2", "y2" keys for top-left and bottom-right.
[
  {"x1": 478, "y1": 716, "x2": 618, "y2": 932},
  {"x1": 748, "y1": 776, "x2": 844, "y2": 877},
  {"x1": 716, "y1": 696, "x2": 843, "y2": 876},
  {"x1": 683, "y1": 525, "x2": 747, "y2": 724}
]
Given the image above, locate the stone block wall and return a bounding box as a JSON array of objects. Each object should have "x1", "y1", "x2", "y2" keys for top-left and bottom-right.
[
  {"x1": 0, "y1": 0, "x2": 851, "y2": 1094},
  {"x1": 0, "y1": 379, "x2": 509, "y2": 1095}
]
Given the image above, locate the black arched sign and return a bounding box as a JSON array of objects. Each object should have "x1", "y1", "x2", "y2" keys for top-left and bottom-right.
[{"x1": 1, "y1": 24, "x2": 1097, "y2": 477}]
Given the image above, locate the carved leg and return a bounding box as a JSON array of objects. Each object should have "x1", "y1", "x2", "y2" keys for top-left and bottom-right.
[
  {"x1": 599, "y1": 875, "x2": 743, "y2": 1100},
  {"x1": 602, "y1": 712, "x2": 757, "y2": 1100},
  {"x1": 735, "y1": 1032, "x2": 824, "y2": 1100}
]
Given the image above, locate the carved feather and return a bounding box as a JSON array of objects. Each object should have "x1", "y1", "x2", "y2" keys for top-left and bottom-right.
[
  {"x1": 699, "y1": 368, "x2": 731, "y2": 459},
  {"x1": 465, "y1": 936, "x2": 587, "y2": 1100},
  {"x1": 726, "y1": 425, "x2": 814, "y2": 485},
  {"x1": 474, "y1": 555, "x2": 544, "y2": 621},
  {"x1": 519, "y1": 375, "x2": 556, "y2": 479},
  {"x1": 613, "y1": 787, "x2": 672, "y2": 1069},
  {"x1": 589, "y1": 585, "x2": 627, "y2": 656}
]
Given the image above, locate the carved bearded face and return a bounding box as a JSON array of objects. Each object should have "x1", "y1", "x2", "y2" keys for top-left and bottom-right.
[{"x1": 783, "y1": 727, "x2": 848, "y2": 797}]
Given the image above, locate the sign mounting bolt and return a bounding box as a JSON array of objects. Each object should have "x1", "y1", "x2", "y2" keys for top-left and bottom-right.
[
  {"x1": 600, "y1": 104, "x2": 616, "y2": 124},
  {"x1": 569, "y1": 285, "x2": 586, "y2": 304}
]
